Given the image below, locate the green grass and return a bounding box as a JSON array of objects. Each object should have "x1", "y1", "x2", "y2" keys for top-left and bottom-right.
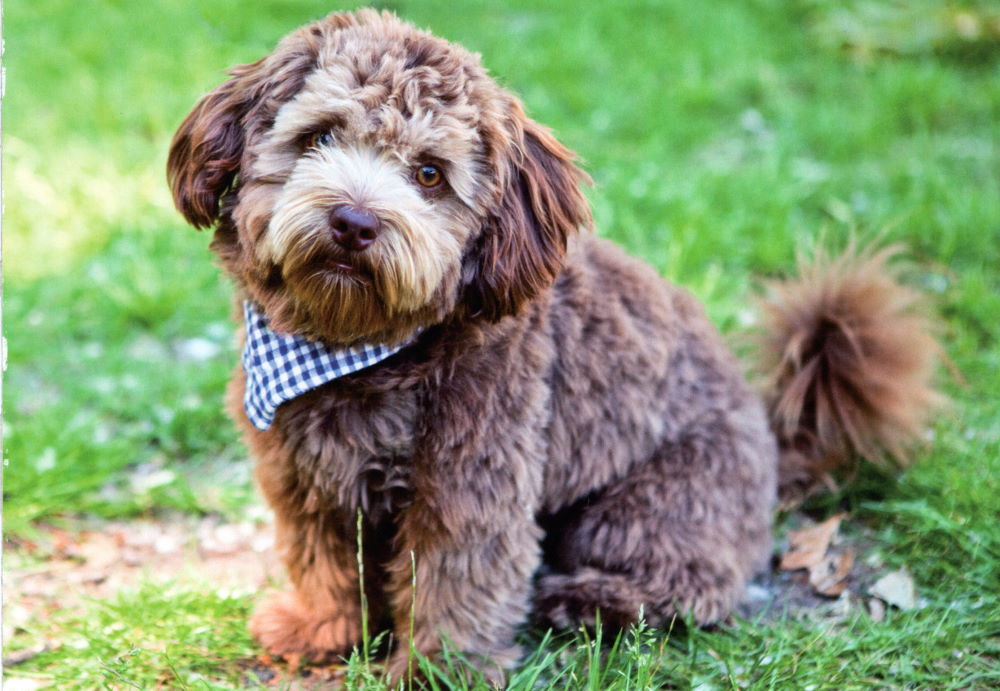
[
  {"x1": 10, "y1": 584, "x2": 259, "y2": 690},
  {"x1": 5, "y1": 0, "x2": 999, "y2": 688}
]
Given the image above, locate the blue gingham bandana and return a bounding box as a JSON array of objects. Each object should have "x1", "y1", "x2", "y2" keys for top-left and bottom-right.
[{"x1": 241, "y1": 301, "x2": 413, "y2": 430}]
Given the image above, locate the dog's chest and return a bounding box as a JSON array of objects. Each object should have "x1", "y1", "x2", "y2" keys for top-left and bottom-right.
[{"x1": 278, "y1": 384, "x2": 421, "y2": 518}]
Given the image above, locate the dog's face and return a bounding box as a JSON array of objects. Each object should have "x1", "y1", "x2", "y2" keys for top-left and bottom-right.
[{"x1": 168, "y1": 10, "x2": 591, "y2": 345}]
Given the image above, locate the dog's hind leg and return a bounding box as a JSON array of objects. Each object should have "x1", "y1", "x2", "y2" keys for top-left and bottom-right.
[{"x1": 535, "y1": 402, "x2": 777, "y2": 629}]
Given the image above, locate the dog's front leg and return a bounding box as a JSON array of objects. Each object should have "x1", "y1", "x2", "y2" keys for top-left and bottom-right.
[
  {"x1": 384, "y1": 493, "x2": 542, "y2": 686},
  {"x1": 249, "y1": 456, "x2": 366, "y2": 663},
  {"x1": 382, "y1": 325, "x2": 551, "y2": 685}
]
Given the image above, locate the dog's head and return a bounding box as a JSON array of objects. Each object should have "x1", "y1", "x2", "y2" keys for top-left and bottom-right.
[{"x1": 168, "y1": 10, "x2": 590, "y2": 345}]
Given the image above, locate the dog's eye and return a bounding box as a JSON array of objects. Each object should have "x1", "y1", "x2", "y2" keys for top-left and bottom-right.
[
  {"x1": 306, "y1": 132, "x2": 335, "y2": 149},
  {"x1": 415, "y1": 165, "x2": 444, "y2": 188}
]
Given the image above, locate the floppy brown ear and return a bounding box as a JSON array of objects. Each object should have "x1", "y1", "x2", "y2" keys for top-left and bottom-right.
[
  {"x1": 468, "y1": 107, "x2": 592, "y2": 320},
  {"x1": 166, "y1": 25, "x2": 328, "y2": 228},
  {"x1": 167, "y1": 72, "x2": 253, "y2": 228}
]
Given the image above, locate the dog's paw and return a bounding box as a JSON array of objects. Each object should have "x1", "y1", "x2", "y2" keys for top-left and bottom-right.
[
  {"x1": 536, "y1": 566, "x2": 740, "y2": 630},
  {"x1": 385, "y1": 647, "x2": 510, "y2": 690},
  {"x1": 249, "y1": 590, "x2": 360, "y2": 663},
  {"x1": 533, "y1": 570, "x2": 645, "y2": 631}
]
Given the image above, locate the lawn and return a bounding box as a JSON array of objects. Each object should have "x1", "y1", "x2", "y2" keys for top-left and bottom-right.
[{"x1": 4, "y1": 0, "x2": 999, "y2": 688}]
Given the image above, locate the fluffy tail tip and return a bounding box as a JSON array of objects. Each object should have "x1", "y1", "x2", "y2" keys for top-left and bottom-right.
[{"x1": 757, "y1": 242, "x2": 944, "y2": 506}]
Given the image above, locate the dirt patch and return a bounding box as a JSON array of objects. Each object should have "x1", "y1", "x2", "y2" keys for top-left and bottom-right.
[
  {"x1": 3, "y1": 512, "x2": 283, "y2": 659},
  {"x1": 3, "y1": 511, "x2": 907, "y2": 683}
]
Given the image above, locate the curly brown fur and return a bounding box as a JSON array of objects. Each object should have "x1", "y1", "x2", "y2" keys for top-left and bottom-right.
[
  {"x1": 758, "y1": 244, "x2": 942, "y2": 506},
  {"x1": 167, "y1": 9, "x2": 939, "y2": 683}
]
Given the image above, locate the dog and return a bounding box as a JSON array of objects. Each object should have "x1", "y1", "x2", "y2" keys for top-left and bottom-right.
[{"x1": 167, "y1": 9, "x2": 938, "y2": 682}]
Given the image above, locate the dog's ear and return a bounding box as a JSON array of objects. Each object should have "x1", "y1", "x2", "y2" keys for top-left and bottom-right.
[
  {"x1": 167, "y1": 70, "x2": 256, "y2": 228},
  {"x1": 167, "y1": 30, "x2": 324, "y2": 228},
  {"x1": 467, "y1": 106, "x2": 592, "y2": 320}
]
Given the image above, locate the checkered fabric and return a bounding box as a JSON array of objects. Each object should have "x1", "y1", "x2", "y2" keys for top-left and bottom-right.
[{"x1": 241, "y1": 301, "x2": 414, "y2": 430}]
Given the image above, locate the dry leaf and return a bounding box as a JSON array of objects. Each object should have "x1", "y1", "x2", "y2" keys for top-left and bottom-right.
[
  {"x1": 869, "y1": 568, "x2": 917, "y2": 610},
  {"x1": 809, "y1": 548, "x2": 856, "y2": 596},
  {"x1": 780, "y1": 513, "x2": 844, "y2": 571}
]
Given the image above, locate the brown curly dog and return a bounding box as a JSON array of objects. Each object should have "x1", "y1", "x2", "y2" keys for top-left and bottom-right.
[{"x1": 167, "y1": 9, "x2": 938, "y2": 683}]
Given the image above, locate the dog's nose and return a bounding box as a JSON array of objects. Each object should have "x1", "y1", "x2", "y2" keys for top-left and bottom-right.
[{"x1": 329, "y1": 205, "x2": 380, "y2": 251}]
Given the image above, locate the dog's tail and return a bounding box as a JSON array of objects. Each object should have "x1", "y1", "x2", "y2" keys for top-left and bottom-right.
[{"x1": 756, "y1": 243, "x2": 942, "y2": 507}]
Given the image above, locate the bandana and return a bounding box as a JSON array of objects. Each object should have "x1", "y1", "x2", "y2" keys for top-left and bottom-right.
[{"x1": 241, "y1": 301, "x2": 414, "y2": 430}]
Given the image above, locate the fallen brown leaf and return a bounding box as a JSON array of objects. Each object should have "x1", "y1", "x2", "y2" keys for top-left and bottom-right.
[
  {"x1": 780, "y1": 513, "x2": 845, "y2": 571},
  {"x1": 808, "y1": 547, "x2": 855, "y2": 596}
]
